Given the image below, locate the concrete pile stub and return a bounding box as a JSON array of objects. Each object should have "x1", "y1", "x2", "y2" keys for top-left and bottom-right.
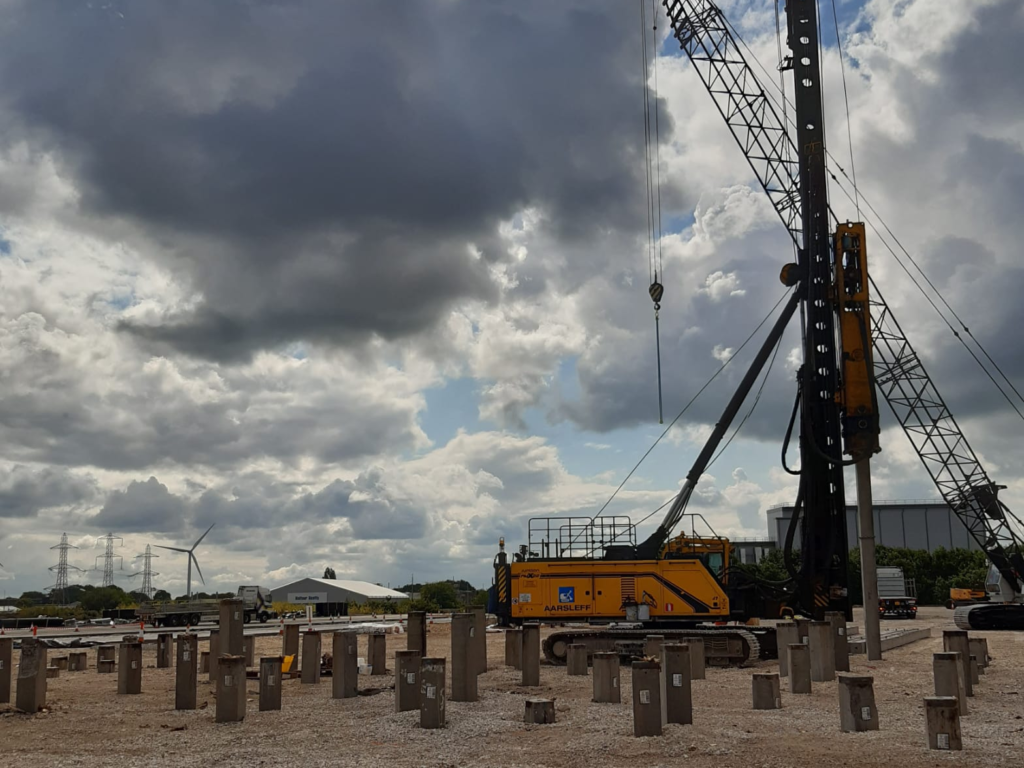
[
  {"x1": 395, "y1": 649, "x2": 421, "y2": 713},
  {"x1": 175, "y1": 633, "x2": 198, "y2": 711},
  {"x1": 117, "y1": 642, "x2": 142, "y2": 695},
  {"x1": 924, "y1": 696, "x2": 962, "y2": 751},
  {"x1": 419, "y1": 657, "x2": 446, "y2": 729},
  {"x1": 471, "y1": 606, "x2": 487, "y2": 674},
  {"x1": 216, "y1": 655, "x2": 247, "y2": 723},
  {"x1": 208, "y1": 630, "x2": 220, "y2": 683},
  {"x1": 220, "y1": 598, "x2": 245, "y2": 656},
  {"x1": 524, "y1": 698, "x2": 555, "y2": 724},
  {"x1": 663, "y1": 643, "x2": 693, "y2": 725},
  {"x1": 933, "y1": 651, "x2": 967, "y2": 716},
  {"x1": 451, "y1": 613, "x2": 478, "y2": 702},
  {"x1": 631, "y1": 660, "x2": 663, "y2": 737},
  {"x1": 521, "y1": 622, "x2": 540, "y2": 687},
  {"x1": 566, "y1": 644, "x2": 588, "y2": 676},
  {"x1": 97, "y1": 645, "x2": 116, "y2": 673},
  {"x1": 809, "y1": 621, "x2": 836, "y2": 683},
  {"x1": 408, "y1": 611, "x2": 427, "y2": 656},
  {"x1": 0, "y1": 637, "x2": 11, "y2": 704},
  {"x1": 775, "y1": 622, "x2": 798, "y2": 677},
  {"x1": 243, "y1": 637, "x2": 255, "y2": 668},
  {"x1": 301, "y1": 631, "x2": 321, "y2": 684},
  {"x1": 16, "y1": 638, "x2": 46, "y2": 712},
  {"x1": 942, "y1": 630, "x2": 973, "y2": 697},
  {"x1": 753, "y1": 672, "x2": 782, "y2": 710},
  {"x1": 505, "y1": 628, "x2": 522, "y2": 669},
  {"x1": 644, "y1": 634, "x2": 665, "y2": 659},
  {"x1": 794, "y1": 618, "x2": 811, "y2": 646},
  {"x1": 788, "y1": 644, "x2": 811, "y2": 694},
  {"x1": 332, "y1": 631, "x2": 359, "y2": 699},
  {"x1": 825, "y1": 611, "x2": 851, "y2": 672},
  {"x1": 260, "y1": 657, "x2": 283, "y2": 711},
  {"x1": 157, "y1": 633, "x2": 173, "y2": 669},
  {"x1": 686, "y1": 638, "x2": 706, "y2": 681},
  {"x1": 592, "y1": 652, "x2": 620, "y2": 704},
  {"x1": 369, "y1": 632, "x2": 387, "y2": 676},
  {"x1": 68, "y1": 651, "x2": 87, "y2": 672},
  {"x1": 968, "y1": 637, "x2": 989, "y2": 670},
  {"x1": 283, "y1": 623, "x2": 300, "y2": 661},
  {"x1": 838, "y1": 674, "x2": 878, "y2": 732}
]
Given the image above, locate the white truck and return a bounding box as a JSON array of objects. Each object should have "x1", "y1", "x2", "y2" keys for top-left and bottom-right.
[
  {"x1": 138, "y1": 585, "x2": 276, "y2": 627},
  {"x1": 877, "y1": 566, "x2": 918, "y2": 619}
]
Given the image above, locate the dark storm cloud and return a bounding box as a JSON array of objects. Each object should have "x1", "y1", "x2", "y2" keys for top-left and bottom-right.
[
  {"x1": 0, "y1": 0, "x2": 664, "y2": 360},
  {"x1": 97, "y1": 469, "x2": 427, "y2": 545},
  {"x1": 0, "y1": 465, "x2": 96, "y2": 518},
  {"x1": 93, "y1": 476, "x2": 188, "y2": 533},
  {"x1": 560, "y1": 212, "x2": 801, "y2": 440},
  {"x1": 562, "y1": 0, "x2": 1024, "y2": 440}
]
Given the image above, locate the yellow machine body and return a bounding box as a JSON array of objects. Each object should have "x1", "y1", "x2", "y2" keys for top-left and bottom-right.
[{"x1": 509, "y1": 542, "x2": 731, "y2": 622}]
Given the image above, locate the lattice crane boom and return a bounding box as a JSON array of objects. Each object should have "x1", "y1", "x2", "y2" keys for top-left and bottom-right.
[{"x1": 661, "y1": 0, "x2": 1024, "y2": 601}]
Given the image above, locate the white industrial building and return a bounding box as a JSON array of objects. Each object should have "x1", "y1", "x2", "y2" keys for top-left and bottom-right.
[
  {"x1": 270, "y1": 578, "x2": 408, "y2": 617},
  {"x1": 766, "y1": 499, "x2": 982, "y2": 553}
]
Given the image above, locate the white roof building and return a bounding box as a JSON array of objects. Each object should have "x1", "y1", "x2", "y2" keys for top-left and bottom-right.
[{"x1": 270, "y1": 577, "x2": 407, "y2": 606}]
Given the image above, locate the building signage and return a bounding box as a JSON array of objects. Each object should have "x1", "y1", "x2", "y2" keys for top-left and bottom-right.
[{"x1": 287, "y1": 592, "x2": 329, "y2": 603}]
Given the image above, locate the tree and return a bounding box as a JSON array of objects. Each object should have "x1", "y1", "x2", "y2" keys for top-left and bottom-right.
[
  {"x1": 153, "y1": 589, "x2": 172, "y2": 602},
  {"x1": 80, "y1": 586, "x2": 130, "y2": 613},
  {"x1": 323, "y1": 567, "x2": 336, "y2": 580},
  {"x1": 420, "y1": 581, "x2": 459, "y2": 609}
]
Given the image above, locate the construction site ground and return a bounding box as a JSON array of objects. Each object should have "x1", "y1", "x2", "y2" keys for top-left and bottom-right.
[{"x1": 1, "y1": 606, "x2": 1021, "y2": 767}]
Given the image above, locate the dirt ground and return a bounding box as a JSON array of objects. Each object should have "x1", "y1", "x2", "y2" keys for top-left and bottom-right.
[{"x1": 1, "y1": 606, "x2": 1022, "y2": 767}]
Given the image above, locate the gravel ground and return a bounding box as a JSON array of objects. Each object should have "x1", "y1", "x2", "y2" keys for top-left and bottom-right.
[{"x1": 1, "y1": 606, "x2": 1022, "y2": 767}]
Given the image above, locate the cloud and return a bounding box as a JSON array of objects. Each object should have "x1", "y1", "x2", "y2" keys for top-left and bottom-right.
[
  {"x1": 0, "y1": 0, "x2": 667, "y2": 363},
  {"x1": 0, "y1": 464, "x2": 96, "y2": 519},
  {"x1": 0, "y1": 0, "x2": 1022, "y2": 597},
  {"x1": 93, "y1": 477, "x2": 188, "y2": 533}
]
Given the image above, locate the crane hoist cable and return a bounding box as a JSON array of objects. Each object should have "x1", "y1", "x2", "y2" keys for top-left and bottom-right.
[{"x1": 641, "y1": 0, "x2": 666, "y2": 423}]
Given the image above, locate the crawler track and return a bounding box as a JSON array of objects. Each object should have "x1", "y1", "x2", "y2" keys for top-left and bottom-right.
[
  {"x1": 954, "y1": 603, "x2": 1024, "y2": 631},
  {"x1": 542, "y1": 626, "x2": 766, "y2": 667}
]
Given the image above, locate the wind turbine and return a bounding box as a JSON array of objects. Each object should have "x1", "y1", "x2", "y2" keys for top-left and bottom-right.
[{"x1": 157, "y1": 524, "x2": 214, "y2": 600}]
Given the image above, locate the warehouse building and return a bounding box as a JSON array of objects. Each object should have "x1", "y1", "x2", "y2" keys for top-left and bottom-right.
[
  {"x1": 765, "y1": 499, "x2": 982, "y2": 553},
  {"x1": 270, "y1": 578, "x2": 408, "y2": 617}
]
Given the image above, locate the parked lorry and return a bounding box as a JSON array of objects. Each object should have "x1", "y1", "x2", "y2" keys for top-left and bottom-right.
[
  {"x1": 138, "y1": 585, "x2": 276, "y2": 627},
  {"x1": 877, "y1": 567, "x2": 918, "y2": 619}
]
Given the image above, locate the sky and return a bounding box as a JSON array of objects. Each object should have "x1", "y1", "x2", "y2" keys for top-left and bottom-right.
[{"x1": 1, "y1": 0, "x2": 1023, "y2": 598}]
